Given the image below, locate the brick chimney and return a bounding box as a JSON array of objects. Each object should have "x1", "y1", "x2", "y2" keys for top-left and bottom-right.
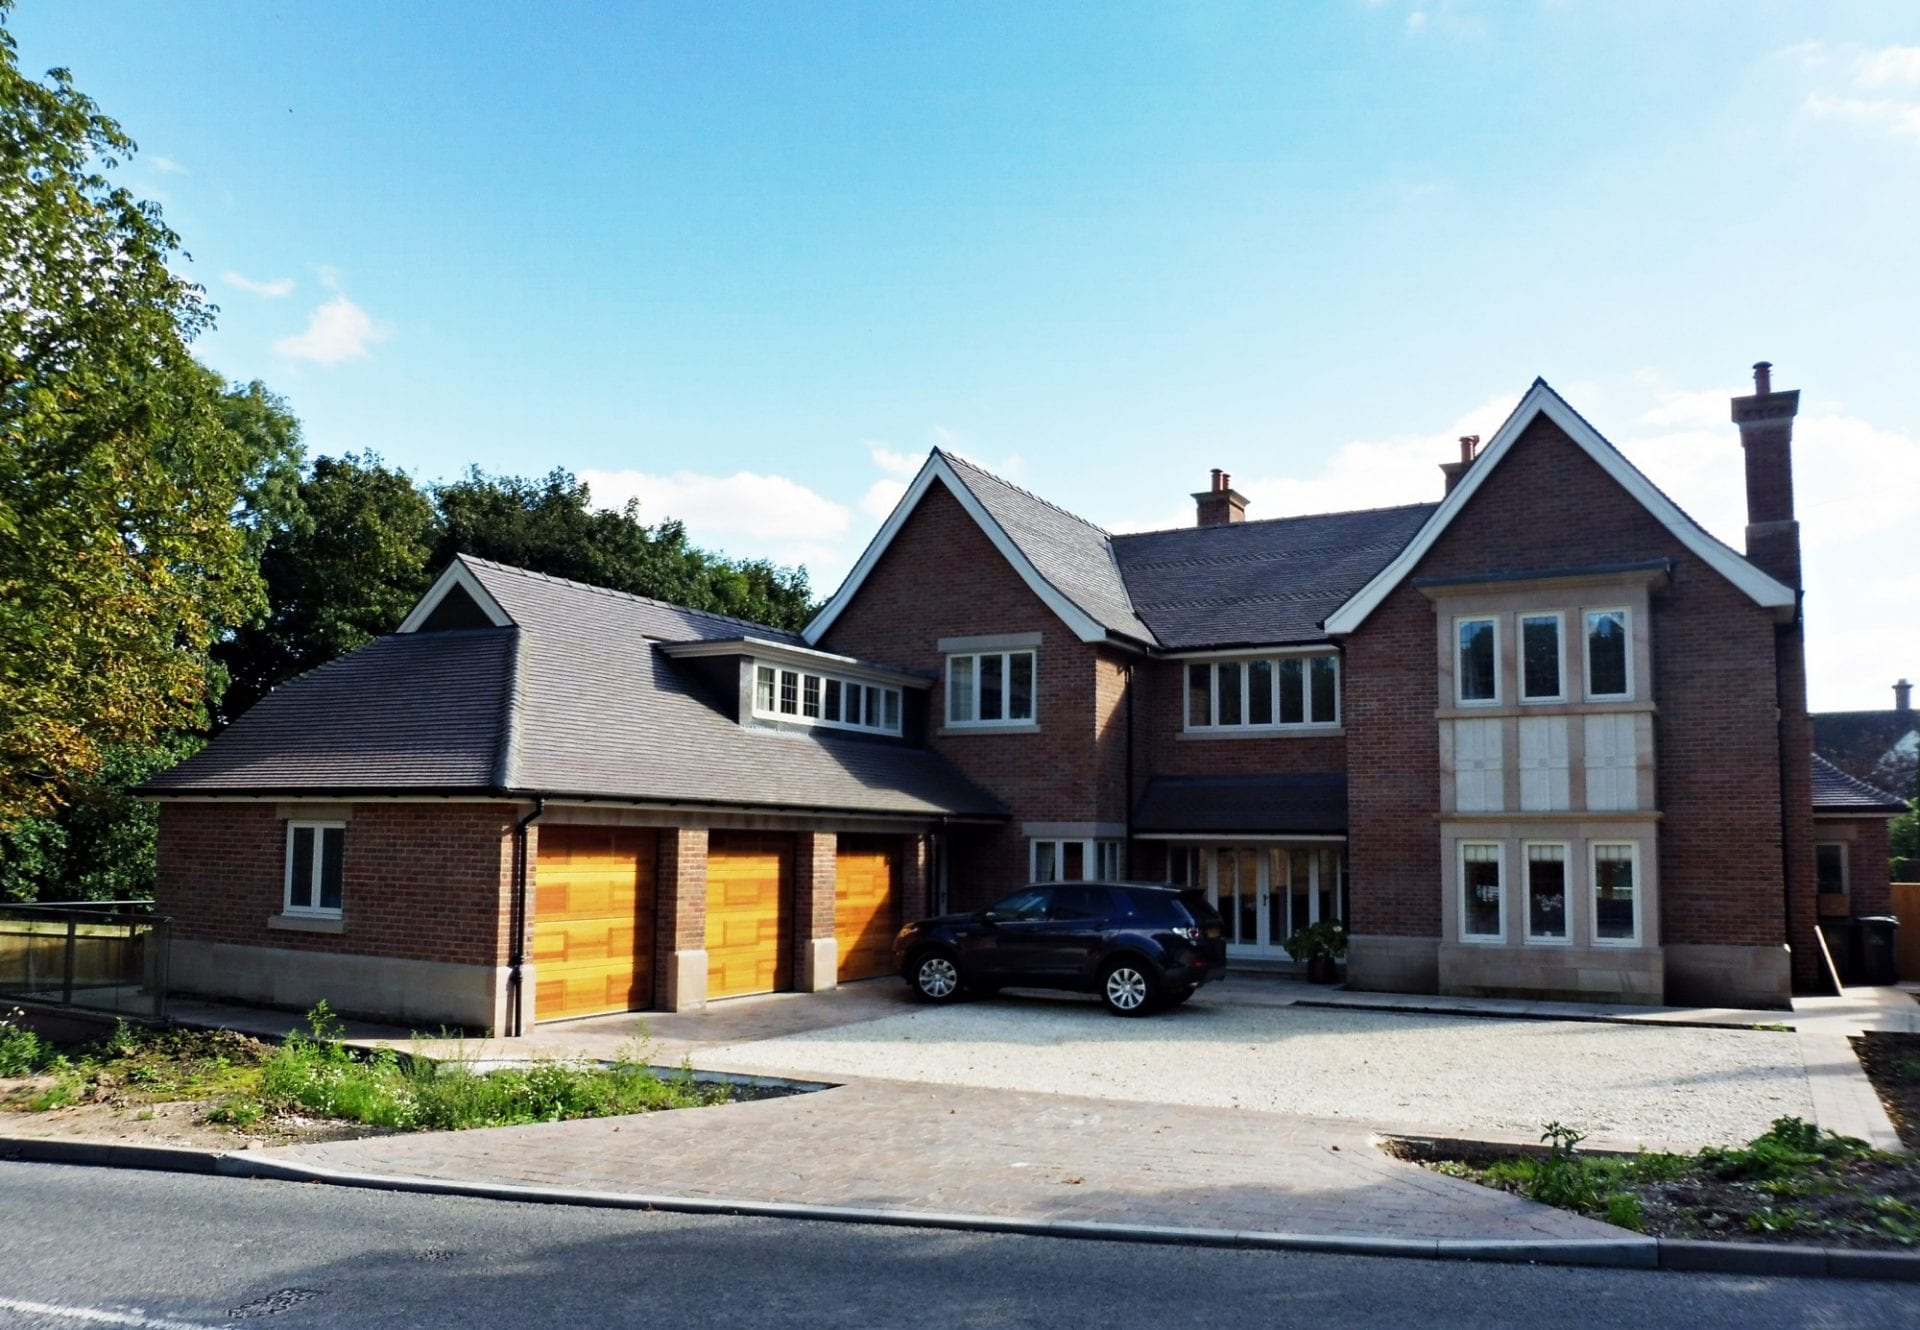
[
  {"x1": 1439, "y1": 436, "x2": 1480, "y2": 496},
  {"x1": 1730, "y1": 360, "x2": 1803, "y2": 589},
  {"x1": 1897, "y1": 679, "x2": 1913, "y2": 714},
  {"x1": 1193, "y1": 468, "x2": 1249, "y2": 526},
  {"x1": 1732, "y1": 361, "x2": 1821, "y2": 993}
]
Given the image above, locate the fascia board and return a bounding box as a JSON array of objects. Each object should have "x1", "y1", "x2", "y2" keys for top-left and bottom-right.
[
  {"x1": 1322, "y1": 382, "x2": 1796, "y2": 635},
  {"x1": 804, "y1": 454, "x2": 1111, "y2": 645},
  {"x1": 396, "y1": 558, "x2": 515, "y2": 633}
]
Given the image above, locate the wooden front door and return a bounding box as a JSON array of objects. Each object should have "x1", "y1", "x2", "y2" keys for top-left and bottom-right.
[
  {"x1": 705, "y1": 832, "x2": 793, "y2": 998},
  {"x1": 533, "y1": 825, "x2": 657, "y2": 1021},
  {"x1": 835, "y1": 835, "x2": 901, "y2": 982}
]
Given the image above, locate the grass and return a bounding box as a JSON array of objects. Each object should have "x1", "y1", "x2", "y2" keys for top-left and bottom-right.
[
  {"x1": 1, "y1": 1001, "x2": 732, "y2": 1132},
  {"x1": 1401, "y1": 1117, "x2": 1920, "y2": 1249}
]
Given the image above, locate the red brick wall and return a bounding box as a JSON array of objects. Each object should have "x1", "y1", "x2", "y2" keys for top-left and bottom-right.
[
  {"x1": 156, "y1": 801, "x2": 519, "y2": 967},
  {"x1": 1345, "y1": 414, "x2": 1793, "y2": 954},
  {"x1": 793, "y1": 831, "x2": 837, "y2": 973},
  {"x1": 653, "y1": 827, "x2": 707, "y2": 1004},
  {"x1": 820, "y1": 480, "x2": 1121, "y2": 907},
  {"x1": 1830, "y1": 818, "x2": 1893, "y2": 918}
]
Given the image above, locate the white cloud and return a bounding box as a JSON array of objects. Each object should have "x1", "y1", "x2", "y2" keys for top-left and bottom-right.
[
  {"x1": 1854, "y1": 45, "x2": 1920, "y2": 89},
  {"x1": 1804, "y1": 92, "x2": 1920, "y2": 143},
  {"x1": 147, "y1": 154, "x2": 186, "y2": 175},
  {"x1": 577, "y1": 467, "x2": 853, "y2": 575},
  {"x1": 859, "y1": 478, "x2": 908, "y2": 519},
  {"x1": 1223, "y1": 393, "x2": 1517, "y2": 520},
  {"x1": 224, "y1": 270, "x2": 295, "y2": 298},
  {"x1": 273, "y1": 295, "x2": 388, "y2": 364},
  {"x1": 867, "y1": 443, "x2": 922, "y2": 480}
]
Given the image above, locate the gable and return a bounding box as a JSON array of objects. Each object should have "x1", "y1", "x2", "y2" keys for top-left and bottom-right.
[
  {"x1": 806, "y1": 453, "x2": 1133, "y2": 646},
  {"x1": 1322, "y1": 381, "x2": 1795, "y2": 635}
]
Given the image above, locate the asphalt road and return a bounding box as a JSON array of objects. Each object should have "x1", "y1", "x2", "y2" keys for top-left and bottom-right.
[{"x1": 0, "y1": 1161, "x2": 1915, "y2": 1329}]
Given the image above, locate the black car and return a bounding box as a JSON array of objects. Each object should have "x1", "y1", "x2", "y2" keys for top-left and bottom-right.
[{"x1": 893, "y1": 881, "x2": 1227, "y2": 1015}]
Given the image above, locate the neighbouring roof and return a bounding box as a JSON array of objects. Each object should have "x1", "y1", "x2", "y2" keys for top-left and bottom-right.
[
  {"x1": 144, "y1": 556, "x2": 1006, "y2": 820},
  {"x1": 1810, "y1": 753, "x2": 1909, "y2": 815},
  {"x1": 1133, "y1": 772, "x2": 1348, "y2": 836},
  {"x1": 1110, "y1": 504, "x2": 1438, "y2": 649}
]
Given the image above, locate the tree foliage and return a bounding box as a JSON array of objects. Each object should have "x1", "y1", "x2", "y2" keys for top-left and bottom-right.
[
  {"x1": 0, "y1": 8, "x2": 265, "y2": 827},
  {"x1": 0, "y1": 736, "x2": 201, "y2": 902},
  {"x1": 214, "y1": 453, "x2": 436, "y2": 723}
]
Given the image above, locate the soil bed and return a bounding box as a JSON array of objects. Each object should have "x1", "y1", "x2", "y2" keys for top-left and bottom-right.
[{"x1": 1389, "y1": 1119, "x2": 1920, "y2": 1249}]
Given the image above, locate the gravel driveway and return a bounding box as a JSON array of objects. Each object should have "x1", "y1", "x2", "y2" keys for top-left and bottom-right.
[{"x1": 700, "y1": 994, "x2": 1812, "y2": 1150}]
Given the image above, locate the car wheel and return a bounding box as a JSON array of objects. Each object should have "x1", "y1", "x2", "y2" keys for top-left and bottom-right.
[
  {"x1": 910, "y1": 949, "x2": 964, "y2": 1003},
  {"x1": 1100, "y1": 959, "x2": 1157, "y2": 1016}
]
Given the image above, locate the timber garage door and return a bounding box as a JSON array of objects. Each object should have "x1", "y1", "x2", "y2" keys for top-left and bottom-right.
[
  {"x1": 835, "y1": 835, "x2": 901, "y2": 982},
  {"x1": 533, "y1": 825, "x2": 656, "y2": 1021},
  {"x1": 706, "y1": 832, "x2": 793, "y2": 998}
]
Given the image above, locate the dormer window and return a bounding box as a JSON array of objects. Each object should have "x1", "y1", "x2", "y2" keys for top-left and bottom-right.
[{"x1": 754, "y1": 663, "x2": 901, "y2": 735}]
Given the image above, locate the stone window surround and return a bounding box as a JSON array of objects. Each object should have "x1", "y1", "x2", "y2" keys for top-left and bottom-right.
[
  {"x1": 1439, "y1": 818, "x2": 1661, "y2": 952},
  {"x1": 1424, "y1": 570, "x2": 1661, "y2": 715}
]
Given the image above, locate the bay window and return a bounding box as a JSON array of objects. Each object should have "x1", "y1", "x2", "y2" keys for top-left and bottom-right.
[
  {"x1": 1584, "y1": 609, "x2": 1630, "y2": 700},
  {"x1": 1524, "y1": 842, "x2": 1569, "y2": 942},
  {"x1": 1520, "y1": 613, "x2": 1564, "y2": 702},
  {"x1": 1591, "y1": 842, "x2": 1639, "y2": 944},
  {"x1": 1457, "y1": 617, "x2": 1498, "y2": 704}
]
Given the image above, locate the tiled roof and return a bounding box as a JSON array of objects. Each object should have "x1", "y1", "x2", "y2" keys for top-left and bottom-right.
[
  {"x1": 145, "y1": 560, "x2": 1005, "y2": 820},
  {"x1": 1810, "y1": 753, "x2": 1909, "y2": 814},
  {"x1": 1133, "y1": 772, "x2": 1348, "y2": 835},
  {"x1": 936, "y1": 451, "x2": 1156, "y2": 644},
  {"x1": 1110, "y1": 504, "x2": 1439, "y2": 648},
  {"x1": 143, "y1": 629, "x2": 516, "y2": 793},
  {"x1": 460, "y1": 555, "x2": 807, "y2": 646},
  {"x1": 936, "y1": 451, "x2": 1437, "y2": 650}
]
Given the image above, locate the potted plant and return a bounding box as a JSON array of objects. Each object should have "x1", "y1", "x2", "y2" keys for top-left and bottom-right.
[{"x1": 1283, "y1": 919, "x2": 1348, "y2": 983}]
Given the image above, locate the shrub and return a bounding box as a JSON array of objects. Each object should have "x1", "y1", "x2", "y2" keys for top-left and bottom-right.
[{"x1": 0, "y1": 1007, "x2": 56, "y2": 1076}]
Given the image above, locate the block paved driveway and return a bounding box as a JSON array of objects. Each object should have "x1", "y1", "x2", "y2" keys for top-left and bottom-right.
[
  {"x1": 264, "y1": 1076, "x2": 1619, "y2": 1242},
  {"x1": 294, "y1": 975, "x2": 1815, "y2": 1242}
]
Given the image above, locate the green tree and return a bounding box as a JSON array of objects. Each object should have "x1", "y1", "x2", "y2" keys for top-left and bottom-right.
[
  {"x1": 0, "y1": 6, "x2": 263, "y2": 826},
  {"x1": 214, "y1": 453, "x2": 437, "y2": 723},
  {"x1": 0, "y1": 736, "x2": 201, "y2": 902},
  {"x1": 430, "y1": 467, "x2": 814, "y2": 631}
]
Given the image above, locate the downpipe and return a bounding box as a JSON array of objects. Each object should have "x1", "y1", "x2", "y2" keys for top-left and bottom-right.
[{"x1": 508, "y1": 796, "x2": 546, "y2": 1037}]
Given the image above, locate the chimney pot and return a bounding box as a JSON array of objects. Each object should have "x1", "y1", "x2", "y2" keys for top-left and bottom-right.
[
  {"x1": 1459, "y1": 434, "x2": 1480, "y2": 463},
  {"x1": 1192, "y1": 470, "x2": 1249, "y2": 525},
  {"x1": 1897, "y1": 679, "x2": 1913, "y2": 714},
  {"x1": 1753, "y1": 361, "x2": 1772, "y2": 394}
]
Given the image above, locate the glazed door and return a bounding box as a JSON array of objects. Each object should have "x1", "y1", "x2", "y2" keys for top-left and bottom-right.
[{"x1": 1204, "y1": 845, "x2": 1347, "y2": 959}]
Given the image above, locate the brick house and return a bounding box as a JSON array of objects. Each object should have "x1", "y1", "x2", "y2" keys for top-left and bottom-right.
[{"x1": 148, "y1": 364, "x2": 1860, "y2": 1027}]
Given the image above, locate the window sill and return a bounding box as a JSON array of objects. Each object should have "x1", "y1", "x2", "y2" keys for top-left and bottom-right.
[
  {"x1": 1178, "y1": 726, "x2": 1343, "y2": 741},
  {"x1": 269, "y1": 913, "x2": 344, "y2": 935},
  {"x1": 938, "y1": 722, "x2": 1040, "y2": 736}
]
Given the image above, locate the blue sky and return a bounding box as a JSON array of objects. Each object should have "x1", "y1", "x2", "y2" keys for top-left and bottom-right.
[{"x1": 14, "y1": 1, "x2": 1919, "y2": 709}]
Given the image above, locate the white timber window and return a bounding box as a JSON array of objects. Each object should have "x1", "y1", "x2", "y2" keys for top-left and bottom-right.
[
  {"x1": 1524, "y1": 842, "x2": 1570, "y2": 943},
  {"x1": 1031, "y1": 837, "x2": 1122, "y2": 883},
  {"x1": 284, "y1": 822, "x2": 345, "y2": 917},
  {"x1": 1456, "y1": 617, "x2": 1500, "y2": 705},
  {"x1": 1583, "y1": 608, "x2": 1632, "y2": 700},
  {"x1": 1520, "y1": 613, "x2": 1565, "y2": 703},
  {"x1": 1184, "y1": 653, "x2": 1339, "y2": 730},
  {"x1": 947, "y1": 649, "x2": 1036, "y2": 727},
  {"x1": 1590, "y1": 841, "x2": 1641, "y2": 945},
  {"x1": 1460, "y1": 842, "x2": 1505, "y2": 942},
  {"x1": 753, "y1": 662, "x2": 902, "y2": 736}
]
